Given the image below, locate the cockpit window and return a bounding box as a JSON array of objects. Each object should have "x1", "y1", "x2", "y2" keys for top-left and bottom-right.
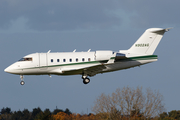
[{"x1": 18, "y1": 57, "x2": 32, "y2": 61}]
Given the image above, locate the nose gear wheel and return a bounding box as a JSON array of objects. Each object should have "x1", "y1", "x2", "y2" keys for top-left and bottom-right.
[{"x1": 20, "y1": 75, "x2": 25, "y2": 85}]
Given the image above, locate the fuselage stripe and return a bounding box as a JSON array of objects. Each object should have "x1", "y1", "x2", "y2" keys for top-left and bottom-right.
[{"x1": 19, "y1": 55, "x2": 157, "y2": 70}]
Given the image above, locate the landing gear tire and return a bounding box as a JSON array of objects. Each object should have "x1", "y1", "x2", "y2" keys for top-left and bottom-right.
[
  {"x1": 83, "y1": 78, "x2": 90, "y2": 84},
  {"x1": 20, "y1": 81, "x2": 25, "y2": 85},
  {"x1": 20, "y1": 75, "x2": 25, "y2": 85}
]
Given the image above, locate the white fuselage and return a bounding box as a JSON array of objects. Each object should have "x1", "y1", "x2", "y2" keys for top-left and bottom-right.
[{"x1": 4, "y1": 51, "x2": 157, "y2": 76}]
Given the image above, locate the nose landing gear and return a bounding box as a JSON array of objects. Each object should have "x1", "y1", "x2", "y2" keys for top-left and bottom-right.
[{"x1": 20, "y1": 75, "x2": 25, "y2": 85}]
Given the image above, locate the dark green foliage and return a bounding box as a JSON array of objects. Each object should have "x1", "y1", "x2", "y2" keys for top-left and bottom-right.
[
  {"x1": 159, "y1": 110, "x2": 180, "y2": 120},
  {"x1": 159, "y1": 112, "x2": 168, "y2": 119},
  {"x1": 22, "y1": 109, "x2": 31, "y2": 120},
  {"x1": 11, "y1": 110, "x2": 23, "y2": 120},
  {"x1": 35, "y1": 109, "x2": 51, "y2": 120},
  {"x1": 168, "y1": 110, "x2": 180, "y2": 120},
  {"x1": 52, "y1": 108, "x2": 63, "y2": 115},
  {"x1": 1, "y1": 107, "x2": 11, "y2": 114},
  {"x1": 64, "y1": 108, "x2": 72, "y2": 115},
  {"x1": 32, "y1": 107, "x2": 42, "y2": 119},
  {"x1": 0, "y1": 107, "x2": 72, "y2": 120}
]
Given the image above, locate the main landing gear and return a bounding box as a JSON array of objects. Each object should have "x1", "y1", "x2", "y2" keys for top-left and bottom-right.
[
  {"x1": 82, "y1": 74, "x2": 90, "y2": 84},
  {"x1": 20, "y1": 75, "x2": 25, "y2": 85}
]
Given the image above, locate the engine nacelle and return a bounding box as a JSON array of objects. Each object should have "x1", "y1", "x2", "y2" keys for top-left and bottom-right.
[{"x1": 95, "y1": 51, "x2": 114, "y2": 61}]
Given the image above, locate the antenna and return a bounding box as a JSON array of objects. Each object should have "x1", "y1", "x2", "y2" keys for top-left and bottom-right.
[
  {"x1": 47, "y1": 50, "x2": 51, "y2": 53},
  {"x1": 73, "y1": 49, "x2": 76, "y2": 52},
  {"x1": 87, "y1": 49, "x2": 91, "y2": 52}
]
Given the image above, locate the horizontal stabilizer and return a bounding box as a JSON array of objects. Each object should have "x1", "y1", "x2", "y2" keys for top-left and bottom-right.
[{"x1": 150, "y1": 28, "x2": 172, "y2": 33}]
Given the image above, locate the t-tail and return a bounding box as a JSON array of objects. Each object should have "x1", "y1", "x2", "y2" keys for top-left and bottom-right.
[{"x1": 126, "y1": 28, "x2": 171, "y2": 55}]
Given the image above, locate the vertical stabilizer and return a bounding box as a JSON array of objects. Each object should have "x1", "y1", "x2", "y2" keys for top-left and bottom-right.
[{"x1": 127, "y1": 28, "x2": 171, "y2": 55}]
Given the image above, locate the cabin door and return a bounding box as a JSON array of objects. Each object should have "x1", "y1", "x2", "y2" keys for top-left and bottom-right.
[{"x1": 39, "y1": 53, "x2": 47, "y2": 69}]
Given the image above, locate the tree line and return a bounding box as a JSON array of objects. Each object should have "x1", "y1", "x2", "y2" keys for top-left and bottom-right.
[
  {"x1": 0, "y1": 86, "x2": 179, "y2": 120},
  {"x1": 1, "y1": 107, "x2": 180, "y2": 120},
  {"x1": 0, "y1": 107, "x2": 72, "y2": 120},
  {"x1": 0, "y1": 107, "x2": 96, "y2": 120}
]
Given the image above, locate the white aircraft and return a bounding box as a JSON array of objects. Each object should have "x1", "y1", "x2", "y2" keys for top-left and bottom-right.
[{"x1": 4, "y1": 28, "x2": 171, "y2": 85}]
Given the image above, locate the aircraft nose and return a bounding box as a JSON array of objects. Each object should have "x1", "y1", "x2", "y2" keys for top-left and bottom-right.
[
  {"x1": 4, "y1": 65, "x2": 16, "y2": 74},
  {"x1": 4, "y1": 67, "x2": 11, "y2": 73},
  {"x1": 4, "y1": 63, "x2": 21, "y2": 74}
]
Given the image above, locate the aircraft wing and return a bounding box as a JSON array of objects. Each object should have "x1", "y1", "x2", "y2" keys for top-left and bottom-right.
[
  {"x1": 60, "y1": 63, "x2": 107, "y2": 76},
  {"x1": 82, "y1": 64, "x2": 106, "y2": 76}
]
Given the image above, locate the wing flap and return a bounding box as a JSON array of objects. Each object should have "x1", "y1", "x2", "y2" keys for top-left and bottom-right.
[
  {"x1": 49, "y1": 63, "x2": 107, "y2": 76},
  {"x1": 62, "y1": 64, "x2": 106, "y2": 76}
]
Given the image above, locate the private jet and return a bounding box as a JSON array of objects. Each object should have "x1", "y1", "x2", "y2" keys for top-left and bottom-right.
[{"x1": 4, "y1": 28, "x2": 171, "y2": 85}]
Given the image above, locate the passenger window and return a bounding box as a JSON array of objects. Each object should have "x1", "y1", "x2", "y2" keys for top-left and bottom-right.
[
  {"x1": 88, "y1": 58, "x2": 91, "y2": 61},
  {"x1": 63, "y1": 59, "x2": 66, "y2": 62},
  {"x1": 76, "y1": 58, "x2": 78, "y2": 62},
  {"x1": 82, "y1": 58, "x2": 85, "y2": 62},
  {"x1": 57, "y1": 59, "x2": 59, "y2": 62},
  {"x1": 51, "y1": 59, "x2": 53, "y2": 62},
  {"x1": 69, "y1": 59, "x2": 72, "y2": 62}
]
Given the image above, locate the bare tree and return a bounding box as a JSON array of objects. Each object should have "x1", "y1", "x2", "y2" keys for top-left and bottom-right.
[{"x1": 92, "y1": 86, "x2": 165, "y2": 120}]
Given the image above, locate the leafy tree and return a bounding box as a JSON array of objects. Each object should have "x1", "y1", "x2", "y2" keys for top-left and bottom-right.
[
  {"x1": 64, "y1": 108, "x2": 72, "y2": 115},
  {"x1": 168, "y1": 110, "x2": 180, "y2": 120},
  {"x1": 53, "y1": 108, "x2": 63, "y2": 115},
  {"x1": 159, "y1": 112, "x2": 168, "y2": 119},
  {"x1": 52, "y1": 112, "x2": 71, "y2": 120},
  {"x1": 40, "y1": 108, "x2": 52, "y2": 120},
  {"x1": 11, "y1": 110, "x2": 23, "y2": 120},
  {"x1": 22, "y1": 109, "x2": 31, "y2": 120},
  {"x1": 1, "y1": 107, "x2": 11, "y2": 114},
  {"x1": 0, "y1": 107, "x2": 12, "y2": 120},
  {"x1": 32, "y1": 107, "x2": 42, "y2": 119}
]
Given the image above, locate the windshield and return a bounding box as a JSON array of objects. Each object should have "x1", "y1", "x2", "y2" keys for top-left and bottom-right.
[{"x1": 18, "y1": 57, "x2": 32, "y2": 61}]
